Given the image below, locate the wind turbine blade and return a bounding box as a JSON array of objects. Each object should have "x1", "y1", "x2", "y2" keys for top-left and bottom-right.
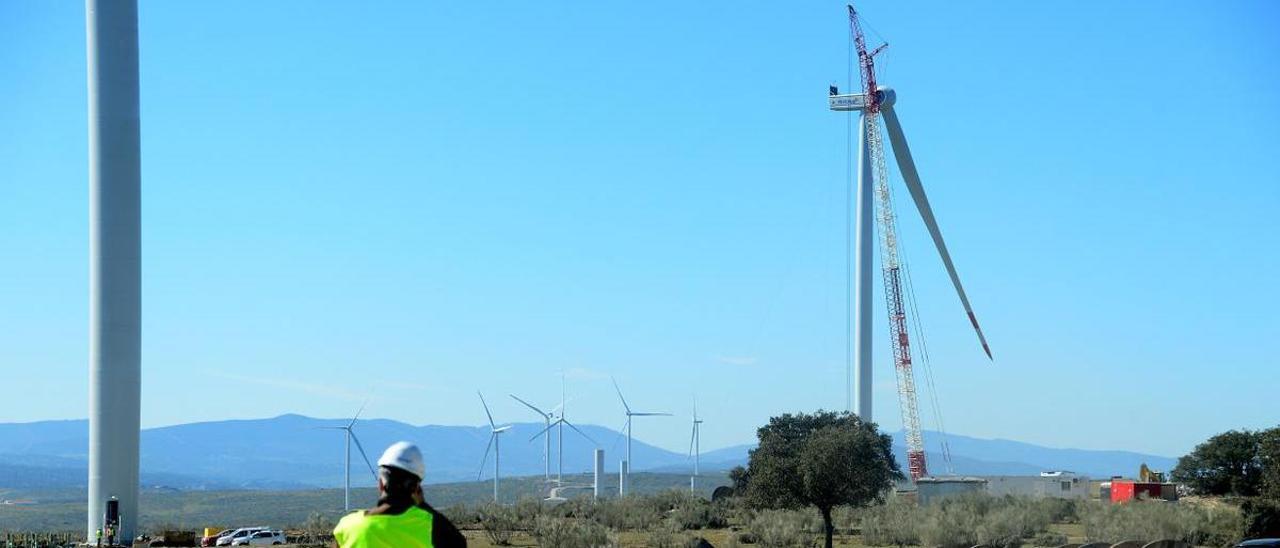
[
  {"x1": 316, "y1": 426, "x2": 347, "y2": 431},
  {"x1": 631, "y1": 412, "x2": 672, "y2": 417},
  {"x1": 609, "y1": 417, "x2": 628, "y2": 454},
  {"x1": 349, "y1": 432, "x2": 379, "y2": 484},
  {"x1": 477, "y1": 434, "x2": 495, "y2": 481},
  {"x1": 881, "y1": 105, "x2": 993, "y2": 360},
  {"x1": 561, "y1": 419, "x2": 598, "y2": 446},
  {"x1": 478, "y1": 391, "x2": 496, "y2": 429},
  {"x1": 509, "y1": 394, "x2": 549, "y2": 418},
  {"x1": 494, "y1": 425, "x2": 513, "y2": 433},
  {"x1": 349, "y1": 400, "x2": 369, "y2": 428},
  {"x1": 611, "y1": 377, "x2": 631, "y2": 414},
  {"x1": 530, "y1": 419, "x2": 560, "y2": 442},
  {"x1": 688, "y1": 426, "x2": 696, "y2": 458},
  {"x1": 549, "y1": 397, "x2": 574, "y2": 417}
]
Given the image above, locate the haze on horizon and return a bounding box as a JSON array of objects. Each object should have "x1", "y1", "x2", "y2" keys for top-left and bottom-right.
[{"x1": 2, "y1": 1, "x2": 1277, "y2": 459}]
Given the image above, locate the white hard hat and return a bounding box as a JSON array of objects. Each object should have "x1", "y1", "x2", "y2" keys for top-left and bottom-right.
[{"x1": 377, "y1": 441, "x2": 425, "y2": 480}]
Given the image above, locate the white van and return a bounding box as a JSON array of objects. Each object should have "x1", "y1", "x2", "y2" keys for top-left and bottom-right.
[
  {"x1": 231, "y1": 530, "x2": 286, "y2": 546},
  {"x1": 215, "y1": 527, "x2": 268, "y2": 546}
]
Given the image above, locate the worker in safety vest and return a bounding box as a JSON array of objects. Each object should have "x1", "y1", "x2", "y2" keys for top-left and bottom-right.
[{"x1": 333, "y1": 441, "x2": 466, "y2": 548}]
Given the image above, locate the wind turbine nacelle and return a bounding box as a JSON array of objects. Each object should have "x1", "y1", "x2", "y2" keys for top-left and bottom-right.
[{"x1": 828, "y1": 86, "x2": 897, "y2": 112}]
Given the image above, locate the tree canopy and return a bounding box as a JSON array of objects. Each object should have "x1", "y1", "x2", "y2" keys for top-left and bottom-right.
[
  {"x1": 738, "y1": 410, "x2": 901, "y2": 548},
  {"x1": 1259, "y1": 427, "x2": 1280, "y2": 500},
  {"x1": 1172, "y1": 429, "x2": 1263, "y2": 497}
]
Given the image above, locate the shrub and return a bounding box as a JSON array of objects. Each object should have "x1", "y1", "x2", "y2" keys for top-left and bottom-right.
[
  {"x1": 514, "y1": 497, "x2": 544, "y2": 527},
  {"x1": 648, "y1": 520, "x2": 691, "y2": 548},
  {"x1": 860, "y1": 498, "x2": 920, "y2": 547},
  {"x1": 590, "y1": 495, "x2": 663, "y2": 531},
  {"x1": 831, "y1": 505, "x2": 864, "y2": 535},
  {"x1": 478, "y1": 503, "x2": 519, "y2": 546},
  {"x1": 1032, "y1": 498, "x2": 1079, "y2": 524},
  {"x1": 1243, "y1": 498, "x2": 1280, "y2": 538},
  {"x1": 1080, "y1": 500, "x2": 1242, "y2": 545},
  {"x1": 1029, "y1": 531, "x2": 1067, "y2": 547},
  {"x1": 747, "y1": 509, "x2": 819, "y2": 547},
  {"x1": 533, "y1": 515, "x2": 616, "y2": 548},
  {"x1": 910, "y1": 493, "x2": 1056, "y2": 548},
  {"x1": 671, "y1": 497, "x2": 729, "y2": 530},
  {"x1": 976, "y1": 505, "x2": 1028, "y2": 548},
  {"x1": 917, "y1": 497, "x2": 980, "y2": 548},
  {"x1": 298, "y1": 511, "x2": 336, "y2": 547},
  {"x1": 442, "y1": 503, "x2": 480, "y2": 529}
]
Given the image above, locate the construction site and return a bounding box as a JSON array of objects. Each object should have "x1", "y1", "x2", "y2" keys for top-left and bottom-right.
[{"x1": 2, "y1": 1, "x2": 1278, "y2": 547}]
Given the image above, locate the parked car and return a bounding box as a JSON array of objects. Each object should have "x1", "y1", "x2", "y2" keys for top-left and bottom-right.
[
  {"x1": 202, "y1": 529, "x2": 234, "y2": 547},
  {"x1": 215, "y1": 527, "x2": 268, "y2": 546},
  {"x1": 231, "y1": 530, "x2": 285, "y2": 546}
]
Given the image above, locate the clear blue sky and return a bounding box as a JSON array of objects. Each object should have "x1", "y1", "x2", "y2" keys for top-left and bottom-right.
[{"x1": 2, "y1": 1, "x2": 1277, "y2": 459}]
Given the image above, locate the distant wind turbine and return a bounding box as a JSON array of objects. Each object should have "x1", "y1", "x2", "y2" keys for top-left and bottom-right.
[
  {"x1": 509, "y1": 394, "x2": 559, "y2": 482},
  {"x1": 612, "y1": 377, "x2": 671, "y2": 495},
  {"x1": 688, "y1": 397, "x2": 703, "y2": 494},
  {"x1": 319, "y1": 402, "x2": 378, "y2": 512},
  {"x1": 477, "y1": 392, "x2": 512, "y2": 503},
  {"x1": 530, "y1": 374, "x2": 597, "y2": 485}
]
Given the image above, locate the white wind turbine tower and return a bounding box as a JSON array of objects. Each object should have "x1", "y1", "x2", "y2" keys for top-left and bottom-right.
[
  {"x1": 529, "y1": 375, "x2": 597, "y2": 485},
  {"x1": 509, "y1": 394, "x2": 558, "y2": 482},
  {"x1": 612, "y1": 377, "x2": 670, "y2": 495},
  {"x1": 829, "y1": 3, "x2": 993, "y2": 481},
  {"x1": 688, "y1": 397, "x2": 703, "y2": 494},
  {"x1": 477, "y1": 392, "x2": 512, "y2": 503},
  {"x1": 319, "y1": 403, "x2": 379, "y2": 512}
]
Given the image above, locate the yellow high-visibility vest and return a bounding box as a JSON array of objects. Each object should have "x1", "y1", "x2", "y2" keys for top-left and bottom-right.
[{"x1": 333, "y1": 506, "x2": 434, "y2": 548}]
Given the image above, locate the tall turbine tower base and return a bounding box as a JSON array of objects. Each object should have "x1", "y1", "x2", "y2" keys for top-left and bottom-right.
[
  {"x1": 853, "y1": 111, "x2": 875, "y2": 423},
  {"x1": 86, "y1": 0, "x2": 142, "y2": 542}
]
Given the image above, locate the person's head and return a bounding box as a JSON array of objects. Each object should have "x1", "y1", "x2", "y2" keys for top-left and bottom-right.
[{"x1": 376, "y1": 441, "x2": 425, "y2": 499}]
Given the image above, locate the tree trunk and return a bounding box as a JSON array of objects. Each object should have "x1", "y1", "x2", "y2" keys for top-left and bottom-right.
[{"x1": 821, "y1": 506, "x2": 834, "y2": 548}]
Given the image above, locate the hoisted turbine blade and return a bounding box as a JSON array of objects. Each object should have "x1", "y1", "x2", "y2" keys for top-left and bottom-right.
[
  {"x1": 630, "y1": 412, "x2": 672, "y2": 417},
  {"x1": 477, "y1": 434, "x2": 495, "y2": 480},
  {"x1": 349, "y1": 432, "x2": 379, "y2": 484},
  {"x1": 881, "y1": 105, "x2": 993, "y2": 360},
  {"x1": 478, "y1": 391, "x2": 497, "y2": 429},
  {"x1": 494, "y1": 425, "x2": 513, "y2": 433}
]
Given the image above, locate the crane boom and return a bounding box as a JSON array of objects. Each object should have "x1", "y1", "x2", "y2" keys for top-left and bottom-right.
[{"x1": 848, "y1": 3, "x2": 929, "y2": 481}]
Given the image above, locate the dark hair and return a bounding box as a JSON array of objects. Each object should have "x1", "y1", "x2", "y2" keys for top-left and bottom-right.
[{"x1": 379, "y1": 465, "x2": 420, "y2": 499}]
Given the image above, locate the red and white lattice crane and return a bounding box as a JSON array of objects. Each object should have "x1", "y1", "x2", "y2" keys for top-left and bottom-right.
[{"x1": 830, "y1": 4, "x2": 993, "y2": 482}]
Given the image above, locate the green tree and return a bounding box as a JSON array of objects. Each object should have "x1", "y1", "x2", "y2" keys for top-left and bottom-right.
[
  {"x1": 1172, "y1": 430, "x2": 1261, "y2": 496},
  {"x1": 1260, "y1": 427, "x2": 1280, "y2": 500},
  {"x1": 742, "y1": 410, "x2": 902, "y2": 548},
  {"x1": 728, "y1": 465, "x2": 751, "y2": 494}
]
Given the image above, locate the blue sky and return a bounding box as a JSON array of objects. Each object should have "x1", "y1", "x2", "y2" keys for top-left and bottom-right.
[{"x1": 2, "y1": 1, "x2": 1277, "y2": 459}]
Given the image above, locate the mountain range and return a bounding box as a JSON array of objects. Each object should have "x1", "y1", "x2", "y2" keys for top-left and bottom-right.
[{"x1": 0, "y1": 415, "x2": 1176, "y2": 490}]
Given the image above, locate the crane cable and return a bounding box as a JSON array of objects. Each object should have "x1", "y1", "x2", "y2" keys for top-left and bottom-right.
[{"x1": 883, "y1": 150, "x2": 956, "y2": 475}]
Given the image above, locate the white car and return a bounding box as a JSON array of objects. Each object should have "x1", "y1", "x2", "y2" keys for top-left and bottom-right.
[
  {"x1": 216, "y1": 527, "x2": 268, "y2": 546},
  {"x1": 231, "y1": 530, "x2": 285, "y2": 546}
]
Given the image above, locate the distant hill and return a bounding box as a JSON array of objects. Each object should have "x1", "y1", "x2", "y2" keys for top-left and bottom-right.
[{"x1": 0, "y1": 416, "x2": 1175, "y2": 490}]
